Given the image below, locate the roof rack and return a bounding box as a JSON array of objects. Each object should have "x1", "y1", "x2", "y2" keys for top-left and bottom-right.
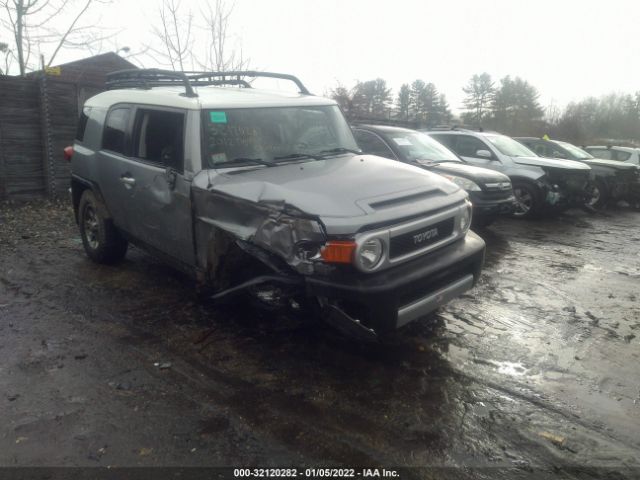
[{"x1": 106, "y1": 69, "x2": 312, "y2": 97}]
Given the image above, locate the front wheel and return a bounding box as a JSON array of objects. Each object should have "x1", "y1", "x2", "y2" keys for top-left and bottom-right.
[
  {"x1": 78, "y1": 190, "x2": 128, "y2": 264},
  {"x1": 511, "y1": 181, "x2": 542, "y2": 219},
  {"x1": 584, "y1": 179, "x2": 609, "y2": 209}
]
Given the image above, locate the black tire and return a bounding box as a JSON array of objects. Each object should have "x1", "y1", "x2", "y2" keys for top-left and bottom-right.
[
  {"x1": 584, "y1": 178, "x2": 609, "y2": 209},
  {"x1": 78, "y1": 190, "x2": 128, "y2": 264},
  {"x1": 511, "y1": 181, "x2": 543, "y2": 219}
]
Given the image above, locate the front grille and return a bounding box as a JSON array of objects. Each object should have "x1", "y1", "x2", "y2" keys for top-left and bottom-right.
[
  {"x1": 389, "y1": 217, "x2": 455, "y2": 259},
  {"x1": 477, "y1": 190, "x2": 513, "y2": 201}
]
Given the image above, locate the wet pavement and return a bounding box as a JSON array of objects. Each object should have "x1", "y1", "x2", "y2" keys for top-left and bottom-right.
[{"x1": 1, "y1": 201, "x2": 639, "y2": 478}]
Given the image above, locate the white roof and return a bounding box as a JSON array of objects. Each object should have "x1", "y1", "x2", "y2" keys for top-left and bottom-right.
[
  {"x1": 588, "y1": 145, "x2": 639, "y2": 152},
  {"x1": 85, "y1": 85, "x2": 337, "y2": 110}
]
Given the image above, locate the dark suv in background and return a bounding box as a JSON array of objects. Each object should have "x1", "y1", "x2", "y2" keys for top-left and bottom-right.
[
  {"x1": 352, "y1": 125, "x2": 515, "y2": 226},
  {"x1": 427, "y1": 129, "x2": 593, "y2": 218},
  {"x1": 516, "y1": 137, "x2": 640, "y2": 208}
]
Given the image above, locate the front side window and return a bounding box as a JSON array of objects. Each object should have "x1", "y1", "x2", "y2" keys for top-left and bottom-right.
[
  {"x1": 381, "y1": 131, "x2": 460, "y2": 163},
  {"x1": 132, "y1": 109, "x2": 185, "y2": 171},
  {"x1": 454, "y1": 135, "x2": 492, "y2": 158},
  {"x1": 202, "y1": 105, "x2": 359, "y2": 167},
  {"x1": 588, "y1": 148, "x2": 613, "y2": 159},
  {"x1": 353, "y1": 130, "x2": 395, "y2": 159},
  {"x1": 103, "y1": 107, "x2": 130, "y2": 154},
  {"x1": 485, "y1": 134, "x2": 536, "y2": 157},
  {"x1": 526, "y1": 142, "x2": 548, "y2": 157},
  {"x1": 554, "y1": 141, "x2": 593, "y2": 160}
]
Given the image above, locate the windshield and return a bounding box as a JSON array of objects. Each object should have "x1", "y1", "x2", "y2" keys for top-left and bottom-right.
[
  {"x1": 554, "y1": 141, "x2": 594, "y2": 160},
  {"x1": 202, "y1": 105, "x2": 360, "y2": 167},
  {"x1": 485, "y1": 134, "x2": 537, "y2": 157},
  {"x1": 383, "y1": 131, "x2": 460, "y2": 163}
]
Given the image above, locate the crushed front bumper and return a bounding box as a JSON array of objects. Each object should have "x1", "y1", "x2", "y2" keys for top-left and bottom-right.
[{"x1": 305, "y1": 231, "x2": 485, "y2": 334}]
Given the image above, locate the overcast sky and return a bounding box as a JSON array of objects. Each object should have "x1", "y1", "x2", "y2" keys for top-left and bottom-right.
[{"x1": 26, "y1": 0, "x2": 640, "y2": 113}]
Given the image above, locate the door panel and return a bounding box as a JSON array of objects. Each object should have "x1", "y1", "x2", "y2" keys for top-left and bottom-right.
[
  {"x1": 115, "y1": 158, "x2": 194, "y2": 266},
  {"x1": 125, "y1": 107, "x2": 194, "y2": 266}
]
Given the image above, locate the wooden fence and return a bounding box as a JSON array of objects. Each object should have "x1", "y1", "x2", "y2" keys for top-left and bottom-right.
[{"x1": 0, "y1": 75, "x2": 102, "y2": 200}]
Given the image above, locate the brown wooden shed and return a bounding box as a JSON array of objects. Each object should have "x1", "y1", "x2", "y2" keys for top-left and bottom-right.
[{"x1": 1, "y1": 53, "x2": 137, "y2": 199}]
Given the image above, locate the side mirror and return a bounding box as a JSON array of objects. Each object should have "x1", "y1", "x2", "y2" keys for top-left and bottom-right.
[{"x1": 476, "y1": 149, "x2": 492, "y2": 159}]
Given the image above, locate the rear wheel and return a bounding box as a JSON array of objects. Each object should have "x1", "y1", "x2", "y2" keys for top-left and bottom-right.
[
  {"x1": 511, "y1": 181, "x2": 542, "y2": 219},
  {"x1": 78, "y1": 190, "x2": 128, "y2": 264}
]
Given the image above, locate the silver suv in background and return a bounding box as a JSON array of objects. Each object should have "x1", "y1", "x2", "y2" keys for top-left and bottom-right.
[
  {"x1": 66, "y1": 70, "x2": 485, "y2": 340},
  {"x1": 583, "y1": 145, "x2": 640, "y2": 166},
  {"x1": 427, "y1": 129, "x2": 592, "y2": 218}
]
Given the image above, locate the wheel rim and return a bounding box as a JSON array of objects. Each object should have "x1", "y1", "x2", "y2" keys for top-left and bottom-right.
[
  {"x1": 586, "y1": 185, "x2": 601, "y2": 206},
  {"x1": 513, "y1": 187, "x2": 533, "y2": 216},
  {"x1": 83, "y1": 205, "x2": 100, "y2": 249}
]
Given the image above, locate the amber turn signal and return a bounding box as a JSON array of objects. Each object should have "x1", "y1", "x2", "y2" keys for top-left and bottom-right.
[{"x1": 320, "y1": 241, "x2": 356, "y2": 264}]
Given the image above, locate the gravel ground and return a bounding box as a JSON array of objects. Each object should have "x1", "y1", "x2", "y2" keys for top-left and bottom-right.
[{"x1": 0, "y1": 200, "x2": 639, "y2": 479}]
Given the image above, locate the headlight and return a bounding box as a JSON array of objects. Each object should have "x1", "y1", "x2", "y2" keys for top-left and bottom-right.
[
  {"x1": 356, "y1": 238, "x2": 383, "y2": 271},
  {"x1": 443, "y1": 175, "x2": 481, "y2": 192},
  {"x1": 460, "y1": 200, "x2": 472, "y2": 232}
]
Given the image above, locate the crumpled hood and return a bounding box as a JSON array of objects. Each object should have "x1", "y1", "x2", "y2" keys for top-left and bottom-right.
[
  {"x1": 195, "y1": 155, "x2": 461, "y2": 219},
  {"x1": 582, "y1": 158, "x2": 639, "y2": 171},
  {"x1": 428, "y1": 161, "x2": 510, "y2": 184},
  {"x1": 512, "y1": 156, "x2": 591, "y2": 171}
]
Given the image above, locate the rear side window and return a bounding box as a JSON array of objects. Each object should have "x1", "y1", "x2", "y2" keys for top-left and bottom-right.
[
  {"x1": 76, "y1": 106, "x2": 91, "y2": 142},
  {"x1": 103, "y1": 107, "x2": 130, "y2": 154},
  {"x1": 132, "y1": 109, "x2": 185, "y2": 172},
  {"x1": 615, "y1": 150, "x2": 631, "y2": 161}
]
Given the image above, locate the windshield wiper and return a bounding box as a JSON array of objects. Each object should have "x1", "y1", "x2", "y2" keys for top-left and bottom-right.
[
  {"x1": 315, "y1": 147, "x2": 361, "y2": 157},
  {"x1": 215, "y1": 157, "x2": 275, "y2": 167},
  {"x1": 272, "y1": 153, "x2": 322, "y2": 162},
  {"x1": 415, "y1": 158, "x2": 438, "y2": 166}
]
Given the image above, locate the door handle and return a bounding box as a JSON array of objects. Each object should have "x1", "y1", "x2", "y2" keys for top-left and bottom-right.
[{"x1": 120, "y1": 175, "x2": 136, "y2": 188}]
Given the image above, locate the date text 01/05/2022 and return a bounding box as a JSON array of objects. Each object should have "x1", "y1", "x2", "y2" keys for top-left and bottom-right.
[{"x1": 233, "y1": 468, "x2": 400, "y2": 478}]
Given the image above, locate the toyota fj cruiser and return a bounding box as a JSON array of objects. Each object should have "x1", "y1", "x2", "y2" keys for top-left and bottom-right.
[{"x1": 68, "y1": 70, "x2": 485, "y2": 339}]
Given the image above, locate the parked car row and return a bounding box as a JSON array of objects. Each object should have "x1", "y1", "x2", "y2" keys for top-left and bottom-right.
[
  {"x1": 352, "y1": 125, "x2": 640, "y2": 220},
  {"x1": 64, "y1": 70, "x2": 640, "y2": 341},
  {"x1": 352, "y1": 126, "x2": 515, "y2": 226}
]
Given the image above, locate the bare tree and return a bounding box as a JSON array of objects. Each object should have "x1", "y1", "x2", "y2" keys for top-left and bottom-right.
[
  {"x1": 1, "y1": 0, "x2": 108, "y2": 75},
  {"x1": 148, "y1": 0, "x2": 193, "y2": 71},
  {"x1": 461, "y1": 72, "x2": 495, "y2": 126},
  {"x1": 0, "y1": 41, "x2": 11, "y2": 74},
  {"x1": 199, "y1": 0, "x2": 248, "y2": 71}
]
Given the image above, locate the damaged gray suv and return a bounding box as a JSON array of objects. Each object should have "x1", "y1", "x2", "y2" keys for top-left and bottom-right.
[{"x1": 68, "y1": 70, "x2": 485, "y2": 339}]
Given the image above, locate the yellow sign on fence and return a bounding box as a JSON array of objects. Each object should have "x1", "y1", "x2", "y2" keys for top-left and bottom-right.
[{"x1": 44, "y1": 66, "x2": 61, "y2": 76}]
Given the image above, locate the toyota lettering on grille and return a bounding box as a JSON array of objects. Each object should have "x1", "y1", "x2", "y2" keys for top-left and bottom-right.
[{"x1": 413, "y1": 227, "x2": 439, "y2": 245}]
